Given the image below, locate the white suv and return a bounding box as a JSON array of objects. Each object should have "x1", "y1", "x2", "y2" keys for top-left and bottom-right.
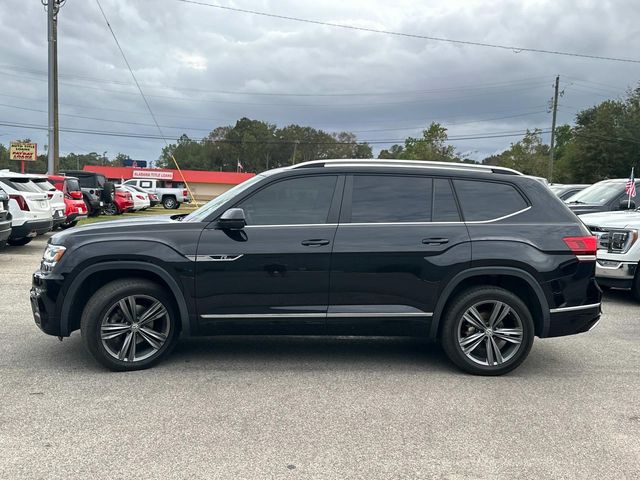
[
  {"x1": 27, "y1": 175, "x2": 67, "y2": 229},
  {"x1": 581, "y1": 210, "x2": 640, "y2": 299},
  {"x1": 0, "y1": 170, "x2": 53, "y2": 246}
]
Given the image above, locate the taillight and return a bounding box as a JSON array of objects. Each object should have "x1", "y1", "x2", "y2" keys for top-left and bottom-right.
[
  {"x1": 9, "y1": 194, "x2": 30, "y2": 211},
  {"x1": 183, "y1": 189, "x2": 188, "y2": 197},
  {"x1": 136, "y1": 195, "x2": 144, "y2": 200},
  {"x1": 563, "y1": 236, "x2": 597, "y2": 260},
  {"x1": 47, "y1": 193, "x2": 54, "y2": 199}
]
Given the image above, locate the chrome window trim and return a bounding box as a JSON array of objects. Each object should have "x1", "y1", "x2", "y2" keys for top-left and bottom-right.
[
  {"x1": 549, "y1": 303, "x2": 601, "y2": 314},
  {"x1": 236, "y1": 206, "x2": 531, "y2": 228}
]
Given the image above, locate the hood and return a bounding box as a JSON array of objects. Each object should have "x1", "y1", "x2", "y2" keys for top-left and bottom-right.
[
  {"x1": 579, "y1": 210, "x2": 640, "y2": 229},
  {"x1": 567, "y1": 203, "x2": 608, "y2": 215},
  {"x1": 50, "y1": 214, "x2": 177, "y2": 244}
]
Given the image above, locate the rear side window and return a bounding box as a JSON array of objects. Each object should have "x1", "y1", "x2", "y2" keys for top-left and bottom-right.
[
  {"x1": 140, "y1": 181, "x2": 152, "y2": 189},
  {"x1": 0, "y1": 178, "x2": 41, "y2": 193},
  {"x1": 453, "y1": 179, "x2": 528, "y2": 221},
  {"x1": 239, "y1": 175, "x2": 337, "y2": 225},
  {"x1": 350, "y1": 175, "x2": 432, "y2": 223}
]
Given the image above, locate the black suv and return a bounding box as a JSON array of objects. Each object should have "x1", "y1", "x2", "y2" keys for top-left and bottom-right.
[
  {"x1": 60, "y1": 170, "x2": 115, "y2": 217},
  {"x1": 31, "y1": 160, "x2": 601, "y2": 375}
]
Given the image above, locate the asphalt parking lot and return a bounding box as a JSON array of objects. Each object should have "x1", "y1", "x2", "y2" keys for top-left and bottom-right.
[{"x1": 0, "y1": 234, "x2": 638, "y2": 479}]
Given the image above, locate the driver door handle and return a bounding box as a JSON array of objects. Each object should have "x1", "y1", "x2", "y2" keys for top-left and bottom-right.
[
  {"x1": 422, "y1": 237, "x2": 449, "y2": 245},
  {"x1": 301, "y1": 239, "x2": 330, "y2": 247}
]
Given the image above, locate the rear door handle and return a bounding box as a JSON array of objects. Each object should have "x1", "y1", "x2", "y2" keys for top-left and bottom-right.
[
  {"x1": 301, "y1": 239, "x2": 330, "y2": 247},
  {"x1": 422, "y1": 237, "x2": 449, "y2": 245}
]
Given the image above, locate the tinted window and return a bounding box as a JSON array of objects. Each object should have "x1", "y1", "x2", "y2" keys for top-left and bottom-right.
[
  {"x1": 239, "y1": 176, "x2": 337, "y2": 225},
  {"x1": 350, "y1": 175, "x2": 432, "y2": 223},
  {"x1": 32, "y1": 179, "x2": 57, "y2": 191},
  {"x1": 433, "y1": 178, "x2": 460, "y2": 221},
  {"x1": 453, "y1": 179, "x2": 528, "y2": 221},
  {"x1": 0, "y1": 178, "x2": 41, "y2": 193},
  {"x1": 65, "y1": 178, "x2": 80, "y2": 192}
]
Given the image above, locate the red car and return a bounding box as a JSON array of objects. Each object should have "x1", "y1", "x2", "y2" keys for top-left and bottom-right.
[
  {"x1": 48, "y1": 175, "x2": 88, "y2": 229},
  {"x1": 103, "y1": 186, "x2": 134, "y2": 215}
]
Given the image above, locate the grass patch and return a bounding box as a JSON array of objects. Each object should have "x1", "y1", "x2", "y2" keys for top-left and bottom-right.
[{"x1": 77, "y1": 204, "x2": 199, "y2": 226}]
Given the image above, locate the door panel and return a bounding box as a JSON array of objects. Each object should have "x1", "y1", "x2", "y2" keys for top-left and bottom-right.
[
  {"x1": 196, "y1": 225, "x2": 336, "y2": 334},
  {"x1": 194, "y1": 174, "x2": 343, "y2": 335},
  {"x1": 327, "y1": 174, "x2": 471, "y2": 336},
  {"x1": 328, "y1": 224, "x2": 471, "y2": 335}
]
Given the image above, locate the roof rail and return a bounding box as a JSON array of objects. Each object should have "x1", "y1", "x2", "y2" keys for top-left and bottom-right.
[{"x1": 291, "y1": 159, "x2": 522, "y2": 175}]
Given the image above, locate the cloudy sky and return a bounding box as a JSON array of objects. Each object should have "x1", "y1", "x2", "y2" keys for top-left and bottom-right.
[{"x1": 0, "y1": 0, "x2": 639, "y2": 164}]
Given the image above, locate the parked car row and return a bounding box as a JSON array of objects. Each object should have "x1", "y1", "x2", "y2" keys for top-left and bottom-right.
[{"x1": 552, "y1": 178, "x2": 640, "y2": 300}]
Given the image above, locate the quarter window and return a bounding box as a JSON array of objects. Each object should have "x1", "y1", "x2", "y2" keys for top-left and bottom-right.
[
  {"x1": 433, "y1": 178, "x2": 460, "y2": 222},
  {"x1": 239, "y1": 176, "x2": 337, "y2": 225},
  {"x1": 453, "y1": 179, "x2": 528, "y2": 221},
  {"x1": 140, "y1": 181, "x2": 152, "y2": 189},
  {"x1": 350, "y1": 175, "x2": 432, "y2": 223}
]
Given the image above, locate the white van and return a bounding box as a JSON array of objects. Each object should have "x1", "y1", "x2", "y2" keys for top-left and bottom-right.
[{"x1": 0, "y1": 170, "x2": 53, "y2": 246}]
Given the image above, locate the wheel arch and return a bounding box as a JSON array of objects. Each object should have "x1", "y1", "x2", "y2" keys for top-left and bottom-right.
[
  {"x1": 431, "y1": 267, "x2": 550, "y2": 338},
  {"x1": 60, "y1": 261, "x2": 191, "y2": 337}
]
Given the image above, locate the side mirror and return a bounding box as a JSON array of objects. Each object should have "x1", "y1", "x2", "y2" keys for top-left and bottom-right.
[
  {"x1": 619, "y1": 200, "x2": 636, "y2": 210},
  {"x1": 218, "y1": 208, "x2": 246, "y2": 230}
]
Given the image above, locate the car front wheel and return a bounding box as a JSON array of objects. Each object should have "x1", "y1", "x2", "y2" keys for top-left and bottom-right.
[
  {"x1": 162, "y1": 196, "x2": 177, "y2": 209},
  {"x1": 81, "y1": 279, "x2": 179, "y2": 371},
  {"x1": 441, "y1": 286, "x2": 534, "y2": 376}
]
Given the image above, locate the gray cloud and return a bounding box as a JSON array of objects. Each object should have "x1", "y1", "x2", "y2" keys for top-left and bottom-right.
[{"x1": 0, "y1": 0, "x2": 638, "y2": 163}]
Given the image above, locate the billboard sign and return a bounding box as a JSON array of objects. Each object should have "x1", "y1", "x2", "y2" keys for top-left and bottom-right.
[
  {"x1": 9, "y1": 142, "x2": 37, "y2": 161},
  {"x1": 132, "y1": 169, "x2": 173, "y2": 180}
]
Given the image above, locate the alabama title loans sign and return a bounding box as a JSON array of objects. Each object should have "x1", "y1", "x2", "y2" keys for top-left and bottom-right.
[
  {"x1": 9, "y1": 142, "x2": 37, "y2": 161},
  {"x1": 132, "y1": 170, "x2": 173, "y2": 180}
]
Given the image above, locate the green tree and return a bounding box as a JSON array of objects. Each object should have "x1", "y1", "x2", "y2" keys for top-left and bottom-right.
[
  {"x1": 378, "y1": 122, "x2": 457, "y2": 161},
  {"x1": 487, "y1": 129, "x2": 550, "y2": 177}
]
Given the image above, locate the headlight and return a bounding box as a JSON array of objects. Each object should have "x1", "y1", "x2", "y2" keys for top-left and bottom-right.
[
  {"x1": 42, "y1": 244, "x2": 66, "y2": 270},
  {"x1": 603, "y1": 229, "x2": 638, "y2": 254}
]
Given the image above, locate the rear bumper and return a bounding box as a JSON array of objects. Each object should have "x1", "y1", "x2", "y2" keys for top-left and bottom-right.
[
  {"x1": 543, "y1": 303, "x2": 601, "y2": 338},
  {"x1": 65, "y1": 212, "x2": 87, "y2": 224},
  {"x1": 9, "y1": 219, "x2": 53, "y2": 239}
]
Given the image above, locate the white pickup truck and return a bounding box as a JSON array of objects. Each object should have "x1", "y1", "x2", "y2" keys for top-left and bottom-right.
[
  {"x1": 580, "y1": 210, "x2": 640, "y2": 300},
  {"x1": 123, "y1": 179, "x2": 190, "y2": 209}
]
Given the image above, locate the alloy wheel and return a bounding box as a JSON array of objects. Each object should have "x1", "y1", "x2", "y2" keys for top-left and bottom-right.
[
  {"x1": 457, "y1": 300, "x2": 524, "y2": 366},
  {"x1": 100, "y1": 295, "x2": 171, "y2": 362}
]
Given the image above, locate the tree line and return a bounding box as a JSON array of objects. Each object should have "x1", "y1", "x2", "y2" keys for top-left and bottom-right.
[{"x1": 1, "y1": 83, "x2": 639, "y2": 183}]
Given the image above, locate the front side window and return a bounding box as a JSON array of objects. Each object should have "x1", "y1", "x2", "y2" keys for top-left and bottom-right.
[
  {"x1": 453, "y1": 179, "x2": 528, "y2": 221},
  {"x1": 350, "y1": 175, "x2": 432, "y2": 223},
  {"x1": 239, "y1": 176, "x2": 337, "y2": 225}
]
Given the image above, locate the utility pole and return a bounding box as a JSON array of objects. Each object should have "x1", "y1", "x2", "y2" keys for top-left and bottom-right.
[
  {"x1": 47, "y1": 0, "x2": 63, "y2": 174},
  {"x1": 291, "y1": 140, "x2": 299, "y2": 164},
  {"x1": 548, "y1": 75, "x2": 560, "y2": 183}
]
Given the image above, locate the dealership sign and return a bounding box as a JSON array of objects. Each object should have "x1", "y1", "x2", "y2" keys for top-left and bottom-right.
[
  {"x1": 132, "y1": 170, "x2": 173, "y2": 180},
  {"x1": 9, "y1": 142, "x2": 37, "y2": 161}
]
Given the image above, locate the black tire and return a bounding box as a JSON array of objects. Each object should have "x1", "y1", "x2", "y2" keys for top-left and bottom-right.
[
  {"x1": 7, "y1": 237, "x2": 33, "y2": 246},
  {"x1": 440, "y1": 286, "x2": 534, "y2": 376},
  {"x1": 0, "y1": 240, "x2": 6, "y2": 249},
  {"x1": 85, "y1": 200, "x2": 98, "y2": 217},
  {"x1": 60, "y1": 220, "x2": 78, "y2": 229},
  {"x1": 172, "y1": 202, "x2": 180, "y2": 210},
  {"x1": 81, "y1": 278, "x2": 180, "y2": 371},
  {"x1": 102, "y1": 203, "x2": 118, "y2": 216},
  {"x1": 162, "y1": 196, "x2": 177, "y2": 209}
]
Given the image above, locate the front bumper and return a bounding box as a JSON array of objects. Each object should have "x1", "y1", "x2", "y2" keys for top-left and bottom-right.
[
  {"x1": 595, "y1": 259, "x2": 637, "y2": 289},
  {"x1": 10, "y1": 219, "x2": 53, "y2": 240},
  {"x1": 31, "y1": 270, "x2": 64, "y2": 336}
]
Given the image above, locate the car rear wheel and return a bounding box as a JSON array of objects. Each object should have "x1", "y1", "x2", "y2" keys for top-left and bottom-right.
[
  {"x1": 102, "y1": 203, "x2": 118, "y2": 216},
  {"x1": 81, "y1": 279, "x2": 180, "y2": 371},
  {"x1": 441, "y1": 287, "x2": 534, "y2": 376},
  {"x1": 7, "y1": 237, "x2": 33, "y2": 246},
  {"x1": 162, "y1": 196, "x2": 177, "y2": 209}
]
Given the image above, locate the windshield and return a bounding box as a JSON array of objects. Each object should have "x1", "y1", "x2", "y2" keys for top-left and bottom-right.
[
  {"x1": 183, "y1": 175, "x2": 265, "y2": 223},
  {"x1": 566, "y1": 181, "x2": 623, "y2": 205}
]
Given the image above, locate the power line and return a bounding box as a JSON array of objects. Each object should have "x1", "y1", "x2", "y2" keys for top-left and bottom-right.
[
  {"x1": 172, "y1": 0, "x2": 640, "y2": 64},
  {"x1": 0, "y1": 119, "x2": 551, "y2": 144},
  {"x1": 94, "y1": 0, "x2": 199, "y2": 204}
]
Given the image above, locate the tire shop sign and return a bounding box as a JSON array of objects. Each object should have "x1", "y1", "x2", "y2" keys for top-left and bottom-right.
[{"x1": 9, "y1": 142, "x2": 38, "y2": 161}]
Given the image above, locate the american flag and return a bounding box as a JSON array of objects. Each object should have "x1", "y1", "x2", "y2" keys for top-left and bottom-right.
[{"x1": 625, "y1": 168, "x2": 636, "y2": 198}]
